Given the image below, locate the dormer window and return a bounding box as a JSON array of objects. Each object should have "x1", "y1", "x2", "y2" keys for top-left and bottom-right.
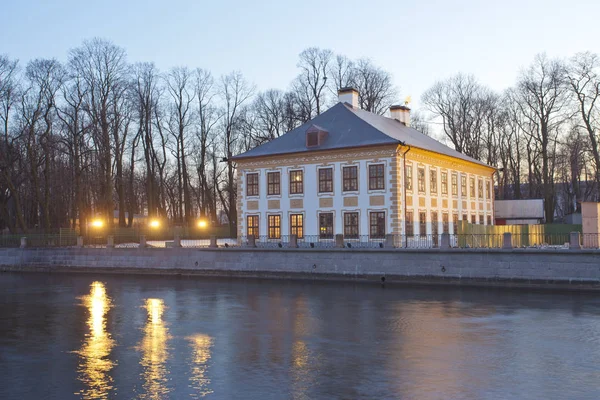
[{"x1": 306, "y1": 124, "x2": 328, "y2": 148}]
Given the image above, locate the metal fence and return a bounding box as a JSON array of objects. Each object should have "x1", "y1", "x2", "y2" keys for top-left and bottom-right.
[{"x1": 3, "y1": 232, "x2": 599, "y2": 250}]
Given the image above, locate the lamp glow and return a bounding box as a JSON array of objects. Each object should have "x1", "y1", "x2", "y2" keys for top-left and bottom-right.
[
  {"x1": 197, "y1": 219, "x2": 208, "y2": 229},
  {"x1": 149, "y1": 219, "x2": 160, "y2": 229},
  {"x1": 91, "y1": 219, "x2": 104, "y2": 228}
]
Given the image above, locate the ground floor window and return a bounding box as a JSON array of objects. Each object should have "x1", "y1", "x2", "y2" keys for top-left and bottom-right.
[
  {"x1": 431, "y1": 212, "x2": 439, "y2": 235},
  {"x1": 319, "y1": 213, "x2": 334, "y2": 239},
  {"x1": 247, "y1": 215, "x2": 259, "y2": 238},
  {"x1": 452, "y1": 213, "x2": 459, "y2": 233},
  {"x1": 344, "y1": 212, "x2": 359, "y2": 238},
  {"x1": 471, "y1": 215, "x2": 477, "y2": 224},
  {"x1": 405, "y1": 211, "x2": 414, "y2": 236},
  {"x1": 479, "y1": 215, "x2": 484, "y2": 225},
  {"x1": 370, "y1": 212, "x2": 386, "y2": 238},
  {"x1": 419, "y1": 212, "x2": 427, "y2": 237},
  {"x1": 268, "y1": 215, "x2": 281, "y2": 239},
  {"x1": 487, "y1": 215, "x2": 492, "y2": 225},
  {"x1": 442, "y1": 213, "x2": 449, "y2": 234},
  {"x1": 290, "y1": 214, "x2": 304, "y2": 238},
  {"x1": 462, "y1": 213, "x2": 468, "y2": 221}
]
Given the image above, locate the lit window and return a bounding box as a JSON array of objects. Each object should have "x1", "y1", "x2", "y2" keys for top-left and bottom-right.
[
  {"x1": 246, "y1": 173, "x2": 259, "y2": 197},
  {"x1": 461, "y1": 175, "x2": 467, "y2": 197},
  {"x1": 247, "y1": 215, "x2": 259, "y2": 237},
  {"x1": 370, "y1": 212, "x2": 386, "y2": 239},
  {"x1": 267, "y1": 172, "x2": 280, "y2": 195},
  {"x1": 290, "y1": 214, "x2": 303, "y2": 238},
  {"x1": 478, "y1": 179, "x2": 483, "y2": 200},
  {"x1": 343, "y1": 212, "x2": 359, "y2": 238},
  {"x1": 319, "y1": 213, "x2": 334, "y2": 239},
  {"x1": 268, "y1": 215, "x2": 281, "y2": 239},
  {"x1": 406, "y1": 164, "x2": 413, "y2": 191},
  {"x1": 289, "y1": 170, "x2": 303, "y2": 194},
  {"x1": 318, "y1": 168, "x2": 333, "y2": 193}
]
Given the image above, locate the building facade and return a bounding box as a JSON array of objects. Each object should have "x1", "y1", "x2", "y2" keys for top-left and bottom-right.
[{"x1": 232, "y1": 88, "x2": 495, "y2": 243}]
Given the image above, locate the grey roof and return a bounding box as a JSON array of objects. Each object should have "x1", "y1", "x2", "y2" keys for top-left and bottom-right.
[{"x1": 232, "y1": 102, "x2": 492, "y2": 168}]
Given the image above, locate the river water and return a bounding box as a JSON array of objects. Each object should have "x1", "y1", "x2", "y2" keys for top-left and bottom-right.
[{"x1": 0, "y1": 273, "x2": 599, "y2": 400}]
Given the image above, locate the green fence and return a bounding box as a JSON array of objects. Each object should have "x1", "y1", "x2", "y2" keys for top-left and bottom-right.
[{"x1": 457, "y1": 221, "x2": 582, "y2": 248}]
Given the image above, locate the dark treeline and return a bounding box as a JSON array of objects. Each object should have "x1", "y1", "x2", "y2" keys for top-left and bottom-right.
[
  {"x1": 0, "y1": 39, "x2": 400, "y2": 233},
  {"x1": 423, "y1": 53, "x2": 600, "y2": 222},
  {"x1": 1, "y1": 39, "x2": 598, "y2": 233}
]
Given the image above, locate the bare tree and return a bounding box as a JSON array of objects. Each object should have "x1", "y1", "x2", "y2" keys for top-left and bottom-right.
[
  {"x1": 294, "y1": 47, "x2": 332, "y2": 118},
  {"x1": 513, "y1": 54, "x2": 569, "y2": 222},
  {"x1": 219, "y1": 71, "x2": 254, "y2": 235},
  {"x1": 69, "y1": 38, "x2": 128, "y2": 227},
  {"x1": 165, "y1": 66, "x2": 195, "y2": 224},
  {"x1": 352, "y1": 58, "x2": 398, "y2": 114},
  {"x1": 422, "y1": 73, "x2": 496, "y2": 160},
  {"x1": 567, "y1": 52, "x2": 600, "y2": 200}
]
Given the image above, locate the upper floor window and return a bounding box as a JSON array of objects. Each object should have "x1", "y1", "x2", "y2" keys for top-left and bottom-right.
[
  {"x1": 441, "y1": 172, "x2": 448, "y2": 195},
  {"x1": 405, "y1": 164, "x2": 413, "y2": 191},
  {"x1": 246, "y1": 173, "x2": 259, "y2": 197},
  {"x1": 343, "y1": 166, "x2": 358, "y2": 191},
  {"x1": 418, "y1": 168, "x2": 426, "y2": 193},
  {"x1": 486, "y1": 181, "x2": 491, "y2": 199},
  {"x1": 430, "y1": 169, "x2": 437, "y2": 194},
  {"x1": 478, "y1": 179, "x2": 483, "y2": 200},
  {"x1": 289, "y1": 170, "x2": 303, "y2": 194},
  {"x1": 370, "y1": 211, "x2": 386, "y2": 239},
  {"x1": 451, "y1": 173, "x2": 458, "y2": 196},
  {"x1": 318, "y1": 168, "x2": 333, "y2": 193},
  {"x1": 267, "y1": 172, "x2": 280, "y2": 195},
  {"x1": 470, "y1": 177, "x2": 475, "y2": 198},
  {"x1": 369, "y1": 164, "x2": 385, "y2": 190},
  {"x1": 461, "y1": 175, "x2": 467, "y2": 197},
  {"x1": 344, "y1": 212, "x2": 359, "y2": 239}
]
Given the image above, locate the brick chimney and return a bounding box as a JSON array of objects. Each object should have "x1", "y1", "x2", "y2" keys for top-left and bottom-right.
[
  {"x1": 390, "y1": 105, "x2": 410, "y2": 127},
  {"x1": 338, "y1": 87, "x2": 359, "y2": 108}
]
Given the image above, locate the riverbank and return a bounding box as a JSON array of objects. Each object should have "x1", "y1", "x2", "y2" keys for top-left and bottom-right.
[{"x1": 1, "y1": 247, "x2": 599, "y2": 290}]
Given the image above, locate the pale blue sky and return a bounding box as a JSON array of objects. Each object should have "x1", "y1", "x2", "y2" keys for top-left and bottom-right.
[{"x1": 2, "y1": 0, "x2": 600, "y2": 111}]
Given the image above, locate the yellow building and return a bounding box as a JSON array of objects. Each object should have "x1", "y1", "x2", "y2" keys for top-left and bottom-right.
[{"x1": 232, "y1": 88, "x2": 495, "y2": 244}]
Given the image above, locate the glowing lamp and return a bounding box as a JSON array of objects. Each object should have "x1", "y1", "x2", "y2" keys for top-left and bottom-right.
[
  {"x1": 91, "y1": 219, "x2": 104, "y2": 228},
  {"x1": 149, "y1": 219, "x2": 160, "y2": 229},
  {"x1": 197, "y1": 219, "x2": 208, "y2": 229}
]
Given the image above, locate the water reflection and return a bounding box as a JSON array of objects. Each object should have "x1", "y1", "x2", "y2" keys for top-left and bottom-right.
[
  {"x1": 188, "y1": 334, "x2": 213, "y2": 398},
  {"x1": 139, "y1": 298, "x2": 170, "y2": 399},
  {"x1": 76, "y1": 281, "x2": 115, "y2": 399}
]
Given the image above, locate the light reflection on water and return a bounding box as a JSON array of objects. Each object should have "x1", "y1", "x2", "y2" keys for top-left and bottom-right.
[
  {"x1": 75, "y1": 281, "x2": 115, "y2": 399},
  {"x1": 188, "y1": 334, "x2": 213, "y2": 398},
  {"x1": 138, "y1": 298, "x2": 170, "y2": 400},
  {"x1": 1, "y1": 274, "x2": 600, "y2": 400}
]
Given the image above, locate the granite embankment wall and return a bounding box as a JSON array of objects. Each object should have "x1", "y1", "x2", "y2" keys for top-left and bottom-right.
[{"x1": 1, "y1": 247, "x2": 600, "y2": 289}]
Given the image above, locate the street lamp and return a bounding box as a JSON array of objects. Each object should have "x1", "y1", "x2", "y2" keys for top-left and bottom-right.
[
  {"x1": 197, "y1": 219, "x2": 208, "y2": 229},
  {"x1": 149, "y1": 219, "x2": 160, "y2": 229},
  {"x1": 91, "y1": 219, "x2": 104, "y2": 229}
]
